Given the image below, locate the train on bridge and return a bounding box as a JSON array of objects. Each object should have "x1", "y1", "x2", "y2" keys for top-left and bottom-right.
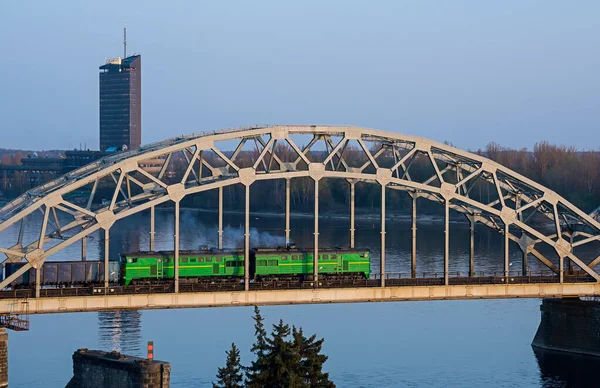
[{"x1": 3, "y1": 246, "x2": 371, "y2": 288}]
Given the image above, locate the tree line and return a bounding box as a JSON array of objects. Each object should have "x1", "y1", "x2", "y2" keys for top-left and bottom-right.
[
  {"x1": 1, "y1": 141, "x2": 598, "y2": 214},
  {"x1": 479, "y1": 141, "x2": 600, "y2": 212},
  {"x1": 181, "y1": 141, "x2": 600, "y2": 215}
]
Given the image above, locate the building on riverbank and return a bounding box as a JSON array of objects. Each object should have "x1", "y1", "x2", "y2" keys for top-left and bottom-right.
[
  {"x1": 0, "y1": 151, "x2": 111, "y2": 196},
  {"x1": 99, "y1": 54, "x2": 142, "y2": 152}
]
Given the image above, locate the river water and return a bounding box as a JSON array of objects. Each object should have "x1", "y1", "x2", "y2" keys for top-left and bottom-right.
[{"x1": 5, "y1": 208, "x2": 600, "y2": 387}]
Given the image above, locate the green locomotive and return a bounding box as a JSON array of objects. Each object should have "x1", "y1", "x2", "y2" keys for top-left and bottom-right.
[{"x1": 120, "y1": 247, "x2": 370, "y2": 286}]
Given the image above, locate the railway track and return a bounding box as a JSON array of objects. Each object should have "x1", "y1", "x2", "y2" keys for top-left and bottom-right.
[{"x1": 0, "y1": 274, "x2": 594, "y2": 300}]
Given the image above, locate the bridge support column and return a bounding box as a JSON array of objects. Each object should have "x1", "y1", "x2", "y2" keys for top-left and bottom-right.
[
  {"x1": 522, "y1": 248, "x2": 528, "y2": 276},
  {"x1": 150, "y1": 206, "x2": 155, "y2": 251},
  {"x1": 559, "y1": 256, "x2": 564, "y2": 284},
  {"x1": 411, "y1": 194, "x2": 417, "y2": 278},
  {"x1": 82, "y1": 236, "x2": 87, "y2": 262},
  {"x1": 349, "y1": 181, "x2": 355, "y2": 249},
  {"x1": 218, "y1": 187, "x2": 223, "y2": 250},
  {"x1": 314, "y1": 178, "x2": 319, "y2": 287},
  {"x1": 444, "y1": 200, "x2": 449, "y2": 286},
  {"x1": 504, "y1": 223, "x2": 509, "y2": 283},
  {"x1": 469, "y1": 217, "x2": 475, "y2": 277},
  {"x1": 532, "y1": 298, "x2": 600, "y2": 357},
  {"x1": 35, "y1": 264, "x2": 41, "y2": 298},
  {"x1": 568, "y1": 234, "x2": 574, "y2": 274},
  {"x1": 104, "y1": 228, "x2": 109, "y2": 288},
  {"x1": 380, "y1": 183, "x2": 386, "y2": 287},
  {"x1": 0, "y1": 328, "x2": 7, "y2": 388},
  {"x1": 174, "y1": 201, "x2": 179, "y2": 293},
  {"x1": 285, "y1": 179, "x2": 290, "y2": 246},
  {"x1": 244, "y1": 184, "x2": 250, "y2": 292}
]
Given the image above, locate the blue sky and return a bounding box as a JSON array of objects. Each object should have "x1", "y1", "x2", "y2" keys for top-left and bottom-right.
[{"x1": 0, "y1": 1, "x2": 598, "y2": 151}]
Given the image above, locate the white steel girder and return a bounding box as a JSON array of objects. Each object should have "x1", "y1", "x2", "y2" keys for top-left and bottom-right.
[{"x1": 0, "y1": 125, "x2": 599, "y2": 291}]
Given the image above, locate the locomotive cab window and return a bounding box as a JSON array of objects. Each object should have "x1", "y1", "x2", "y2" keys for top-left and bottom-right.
[
  {"x1": 292, "y1": 255, "x2": 298, "y2": 260},
  {"x1": 205, "y1": 257, "x2": 212, "y2": 262},
  {"x1": 181, "y1": 258, "x2": 188, "y2": 263}
]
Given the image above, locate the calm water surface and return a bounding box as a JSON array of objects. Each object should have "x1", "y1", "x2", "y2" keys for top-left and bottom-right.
[{"x1": 5, "y1": 209, "x2": 600, "y2": 387}]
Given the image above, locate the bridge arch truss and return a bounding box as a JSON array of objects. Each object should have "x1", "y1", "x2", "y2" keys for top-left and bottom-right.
[{"x1": 1, "y1": 125, "x2": 599, "y2": 296}]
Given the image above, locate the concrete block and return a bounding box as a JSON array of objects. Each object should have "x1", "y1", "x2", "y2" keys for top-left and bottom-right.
[{"x1": 66, "y1": 349, "x2": 170, "y2": 388}]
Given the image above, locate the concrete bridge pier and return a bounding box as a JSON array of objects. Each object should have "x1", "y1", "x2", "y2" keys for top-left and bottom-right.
[
  {"x1": 66, "y1": 349, "x2": 170, "y2": 388},
  {"x1": 0, "y1": 328, "x2": 7, "y2": 388},
  {"x1": 532, "y1": 298, "x2": 600, "y2": 356}
]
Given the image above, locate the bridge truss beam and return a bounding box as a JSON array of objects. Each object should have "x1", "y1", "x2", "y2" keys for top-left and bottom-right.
[{"x1": 0, "y1": 125, "x2": 599, "y2": 293}]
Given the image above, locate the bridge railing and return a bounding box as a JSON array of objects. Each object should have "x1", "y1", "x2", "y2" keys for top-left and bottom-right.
[
  {"x1": 374, "y1": 271, "x2": 596, "y2": 285},
  {"x1": 0, "y1": 270, "x2": 593, "y2": 300}
]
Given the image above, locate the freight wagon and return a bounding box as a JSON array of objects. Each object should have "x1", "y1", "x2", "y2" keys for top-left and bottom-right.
[
  {"x1": 4, "y1": 261, "x2": 120, "y2": 287},
  {"x1": 2, "y1": 247, "x2": 370, "y2": 288}
]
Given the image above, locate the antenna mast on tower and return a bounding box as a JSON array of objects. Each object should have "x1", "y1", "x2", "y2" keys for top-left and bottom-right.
[{"x1": 123, "y1": 25, "x2": 127, "y2": 58}]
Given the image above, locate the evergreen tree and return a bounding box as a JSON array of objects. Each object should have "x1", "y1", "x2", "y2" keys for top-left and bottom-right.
[
  {"x1": 213, "y1": 343, "x2": 244, "y2": 388},
  {"x1": 292, "y1": 327, "x2": 335, "y2": 388},
  {"x1": 262, "y1": 319, "x2": 295, "y2": 387},
  {"x1": 245, "y1": 306, "x2": 336, "y2": 388},
  {"x1": 246, "y1": 306, "x2": 270, "y2": 387}
]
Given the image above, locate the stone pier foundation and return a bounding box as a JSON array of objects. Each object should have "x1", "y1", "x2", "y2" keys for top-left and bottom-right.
[
  {"x1": 0, "y1": 328, "x2": 7, "y2": 388},
  {"x1": 532, "y1": 298, "x2": 600, "y2": 356},
  {"x1": 66, "y1": 349, "x2": 170, "y2": 388}
]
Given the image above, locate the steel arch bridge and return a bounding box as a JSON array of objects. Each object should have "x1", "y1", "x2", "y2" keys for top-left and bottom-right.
[{"x1": 1, "y1": 125, "x2": 600, "y2": 302}]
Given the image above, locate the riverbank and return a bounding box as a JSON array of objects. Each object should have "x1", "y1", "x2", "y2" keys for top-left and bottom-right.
[
  {"x1": 179, "y1": 207, "x2": 459, "y2": 224},
  {"x1": 174, "y1": 206, "x2": 554, "y2": 228}
]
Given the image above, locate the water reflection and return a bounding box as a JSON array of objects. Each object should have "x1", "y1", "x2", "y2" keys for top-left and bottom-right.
[
  {"x1": 86, "y1": 209, "x2": 600, "y2": 385},
  {"x1": 533, "y1": 347, "x2": 600, "y2": 388},
  {"x1": 97, "y1": 310, "x2": 142, "y2": 356}
]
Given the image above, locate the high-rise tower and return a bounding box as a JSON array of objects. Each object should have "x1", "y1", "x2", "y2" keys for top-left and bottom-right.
[{"x1": 99, "y1": 30, "x2": 141, "y2": 151}]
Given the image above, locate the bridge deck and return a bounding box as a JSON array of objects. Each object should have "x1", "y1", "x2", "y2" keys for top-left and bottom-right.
[{"x1": 2, "y1": 282, "x2": 599, "y2": 315}]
